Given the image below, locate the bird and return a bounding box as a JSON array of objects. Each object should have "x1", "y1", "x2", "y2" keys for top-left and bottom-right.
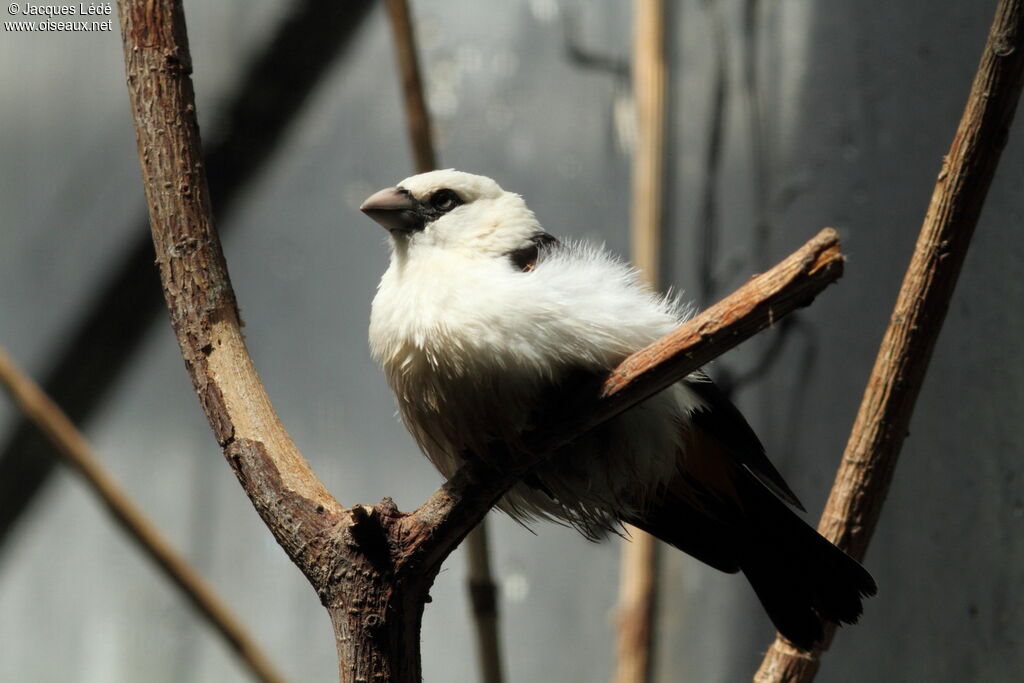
[{"x1": 360, "y1": 169, "x2": 875, "y2": 650}]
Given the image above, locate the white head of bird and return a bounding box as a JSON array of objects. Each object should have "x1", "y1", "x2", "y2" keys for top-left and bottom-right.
[{"x1": 360, "y1": 169, "x2": 542, "y2": 261}]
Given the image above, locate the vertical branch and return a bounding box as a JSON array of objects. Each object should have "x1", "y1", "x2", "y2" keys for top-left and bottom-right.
[
  {"x1": 614, "y1": 531, "x2": 659, "y2": 683},
  {"x1": 0, "y1": 348, "x2": 286, "y2": 683},
  {"x1": 616, "y1": 2, "x2": 666, "y2": 682},
  {"x1": 697, "y1": 0, "x2": 730, "y2": 305},
  {"x1": 629, "y1": 0, "x2": 667, "y2": 281},
  {"x1": 118, "y1": 3, "x2": 419, "y2": 681},
  {"x1": 116, "y1": 0, "x2": 333, "y2": 509},
  {"x1": 384, "y1": 2, "x2": 505, "y2": 681},
  {"x1": 754, "y1": 1, "x2": 1024, "y2": 681},
  {"x1": 742, "y1": 0, "x2": 772, "y2": 270}
]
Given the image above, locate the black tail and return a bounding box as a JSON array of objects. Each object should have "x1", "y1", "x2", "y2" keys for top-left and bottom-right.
[
  {"x1": 630, "y1": 474, "x2": 876, "y2": 651},
  {"x1": 739, "y1": 499, "x2": 876, "y2": 650}
]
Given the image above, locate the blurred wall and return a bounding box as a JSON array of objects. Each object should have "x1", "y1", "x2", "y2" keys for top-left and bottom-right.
[{"x1": 0, "y1": 1, "x2": 1021, "y2": 681}]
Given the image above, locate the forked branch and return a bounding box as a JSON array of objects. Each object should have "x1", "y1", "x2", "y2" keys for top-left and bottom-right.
[{"x1": 117, "y1": 1, "x2": 844, "y2": 680}]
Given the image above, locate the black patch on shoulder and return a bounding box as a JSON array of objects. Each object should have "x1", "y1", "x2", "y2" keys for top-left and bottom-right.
[{"x1": 507, "y1": 232, "x2": 559, "y2": 272}]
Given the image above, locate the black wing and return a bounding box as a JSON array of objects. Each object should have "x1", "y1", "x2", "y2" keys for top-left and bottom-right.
[{"x1": 684, "y1": 373, "x2": 805, "y2": 511}]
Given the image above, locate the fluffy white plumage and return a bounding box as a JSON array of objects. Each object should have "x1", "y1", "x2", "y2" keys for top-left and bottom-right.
[
  {"x1": 367, "y1": 170, "x2": 705, "y2": 535},
  {"x1": 361, "y1": 169, "x2": 875, "y2": 649}
]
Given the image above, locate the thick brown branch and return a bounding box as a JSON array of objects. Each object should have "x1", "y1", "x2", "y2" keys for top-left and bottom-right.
[
  {"x1": 116, "y1": 0, "x2": 342, "y2": 574},
  {"x1": 0, "y1": 348, "x2": 286, "y2": 683},
  {"x1": 117, "y1": 3, "x2": 381, "y2": 679},
  {"x1": 754, "y1": 1, "x2": 1024, "y2": 681},
  {"x1": 405, "y1": 228, "x2": 844, "y2": 576}
]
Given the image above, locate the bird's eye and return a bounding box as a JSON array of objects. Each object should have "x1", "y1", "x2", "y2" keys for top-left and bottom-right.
[{"x1": 430, "y1": 189, "x2": 462, "y2": 213}]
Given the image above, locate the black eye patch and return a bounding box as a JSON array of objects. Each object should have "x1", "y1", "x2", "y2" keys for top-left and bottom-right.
[{"x1": 428, "y1": 189, "x2": 463, "y2": 214}]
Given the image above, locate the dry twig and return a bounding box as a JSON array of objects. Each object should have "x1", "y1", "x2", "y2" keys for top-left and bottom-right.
[
  {"x1": 117, "y1": 1, "x2": 844, "y2": 680},
  {"x1": 0, "y1": 347, "x2": 285, "y2": 683},
  {"x1": 754, "y1": 1, "x2": 1024, "y2": 681}
]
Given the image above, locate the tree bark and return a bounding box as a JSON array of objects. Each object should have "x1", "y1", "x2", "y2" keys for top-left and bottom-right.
[
  {"x1": 117, "y1": 2, "x2": 846, "y2": 680},
  {"x1": 754, "y1": 1, "x2": 1024, "y2": 680}
]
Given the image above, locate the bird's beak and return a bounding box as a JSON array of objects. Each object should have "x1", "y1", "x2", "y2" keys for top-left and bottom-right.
[{"x1": 359, "y1": 187, "x2": 424, "y2": 233}]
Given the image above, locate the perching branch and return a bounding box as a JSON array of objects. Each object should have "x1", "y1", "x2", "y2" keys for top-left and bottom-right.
[
  {"x1": 754, "y1": 1, "x2": 1024, "y2": 681},
  {"x1": 117, "y1": 1, "x2": 843, "y2": 680},
  {"x1": 0, "y1": 348, "x2": 286, "y2": 683}
]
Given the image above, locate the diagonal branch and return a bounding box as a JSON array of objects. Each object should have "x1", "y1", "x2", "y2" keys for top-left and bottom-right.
[
  {"x1": 0, "y1": 347, "x2": 286, "y2": 683},
  {"x1": 754, "y1": 1, "x2": 1024, "y2": 681}
]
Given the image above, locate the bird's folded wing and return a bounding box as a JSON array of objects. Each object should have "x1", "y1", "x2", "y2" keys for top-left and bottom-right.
[{"x1": 683, "y1": 374, "x2": 805, "y2": 511}]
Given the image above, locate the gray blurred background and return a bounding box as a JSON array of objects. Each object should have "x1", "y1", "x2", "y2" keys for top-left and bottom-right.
[{"x1": 1, "y1": 1, "x2": 1022, "y2": 681}]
